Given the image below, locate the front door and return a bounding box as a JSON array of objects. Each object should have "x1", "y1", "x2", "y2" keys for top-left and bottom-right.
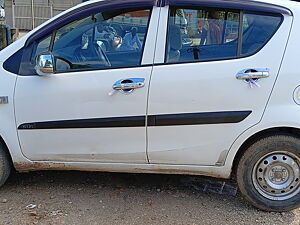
[
  {"x1": 147, "y1": 3, "x2": 292, "y2": 165},
  {"x1": 15, "y1": 5, "x2": 158, "y2": 163}
]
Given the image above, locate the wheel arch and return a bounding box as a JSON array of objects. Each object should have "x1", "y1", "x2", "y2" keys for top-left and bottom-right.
[
  {"x1": 0, "y1": 135, "x2": 13, "y2": 161},
  {"x1": 231, "y1": 126, "x2": 300, "y2": 179}
]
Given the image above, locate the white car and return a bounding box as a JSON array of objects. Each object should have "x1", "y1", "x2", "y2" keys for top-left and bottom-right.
[{"x1": 0, "y1": 0, "x2": 299, "y2": 212}]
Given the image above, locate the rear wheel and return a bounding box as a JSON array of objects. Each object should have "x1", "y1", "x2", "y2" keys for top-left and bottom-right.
[
  {"x1": 237, "y1": 134, "x2": 300, "y2": 211},
  {"x1": 0, "y1": 144, "x2": 11, "y2": 187}
]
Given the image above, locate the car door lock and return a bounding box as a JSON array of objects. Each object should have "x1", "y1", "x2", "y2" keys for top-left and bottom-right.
[
  {"x1": 109, "y1": 78, "x2": 145, "y2": 95},
  {"x1": 236, "y1": 68, "x2": 270, "y2": 88}
]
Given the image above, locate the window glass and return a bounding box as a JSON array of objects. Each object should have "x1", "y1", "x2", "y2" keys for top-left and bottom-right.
[
  {"x1": 31, "y1": 35, "x2": 51, "y2": 64},
  {"x1": 241, "y1": 13, "x2": 282, "y2": 56},
  {"x1": 166, "y1": 7, "x2": 240, "y2": 63},
  {"x1": 51, "y1": 8, "x2": 151, "y2": 72}
]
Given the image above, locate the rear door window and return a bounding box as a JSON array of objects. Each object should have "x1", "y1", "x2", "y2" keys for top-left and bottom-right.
[
  {"x1": 242, "y1": 13, "x2": 282, "y2": 56},
  {"x1": 166, "y1": 7, "x2": 282, "y2": 64}
]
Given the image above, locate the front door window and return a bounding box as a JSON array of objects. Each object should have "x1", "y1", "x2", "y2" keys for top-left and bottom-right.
[{"x1": 31, "y1": 8, "x2": 152, "y2": 73}]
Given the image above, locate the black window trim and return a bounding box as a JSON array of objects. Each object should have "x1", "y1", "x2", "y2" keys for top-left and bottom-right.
[
  {"x1": 237, "y1": 10, "x2": 244, "y2": 57},
  {"x1": 165, "y1": 0, "x2": 292, "y2": 16},
  {"x1": 25, "y1": 0, "x2": 158, "y2": 48},
  {"x1": 163, "y1": 5, "x2": 284, "y2": 66}
]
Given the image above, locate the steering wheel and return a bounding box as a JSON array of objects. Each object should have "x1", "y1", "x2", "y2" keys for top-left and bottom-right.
[{"x1": 74, "y1": 42, "x2": 111, "y2": 68}]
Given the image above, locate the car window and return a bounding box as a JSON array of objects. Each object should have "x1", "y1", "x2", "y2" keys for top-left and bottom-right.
[
  {"x1": 31, "y1": 34, "x2": 52, "y2": 64},
  {"x1": 166, "y1": 7, "x2": 282, "y2": 64},
  {"x1": 166, "y1": 7, "x2": 240, "y2": 63},
  {"x1": 31, "y1": 8, "x2": 151, "y2": 73},
  {"x1": 241, "y1": 13, "x2": 282, "y2": 56},
  {"x1": 52, "y1": 8, "x2": 151, "y2": 72}
]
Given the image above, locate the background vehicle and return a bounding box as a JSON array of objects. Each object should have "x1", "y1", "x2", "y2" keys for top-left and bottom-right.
[{"x1": 0, "y1": 0, "x2": 299, "y2": 212}]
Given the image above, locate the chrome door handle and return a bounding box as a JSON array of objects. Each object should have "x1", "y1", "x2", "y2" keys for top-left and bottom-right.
[
  {"x1": 113, "y1": 78, "x2": 145, "y2": 92},
  {"x1": 236, "y1": 68, "x2": 270, "y2": 80}
]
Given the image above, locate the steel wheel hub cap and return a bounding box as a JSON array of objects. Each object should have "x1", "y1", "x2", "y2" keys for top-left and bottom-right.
[{"x1": 253, "y1": 153, "x2": 300, "y2": 201}]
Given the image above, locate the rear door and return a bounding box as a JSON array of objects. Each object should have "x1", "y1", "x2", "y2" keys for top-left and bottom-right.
[{"x1": 147, "y1": 2, "x2": 292, "y2": 166}]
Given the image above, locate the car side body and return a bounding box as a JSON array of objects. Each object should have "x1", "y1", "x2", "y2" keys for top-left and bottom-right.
[{"x1": 0, "y1": 0, "x2": 300, "y2": 211}]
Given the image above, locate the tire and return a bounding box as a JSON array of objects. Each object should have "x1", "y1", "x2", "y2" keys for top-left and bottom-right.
[
  {"x1": 236, "y1": 134, "x2": 300, "y2": 211},
  {"x1": 0, "y1": 144, "x2": 11, "y2": 187}
]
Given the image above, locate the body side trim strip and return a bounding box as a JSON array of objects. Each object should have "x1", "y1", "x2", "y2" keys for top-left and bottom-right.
[
  {"x1": 18, "y1": 116, "x2": 146, "y2": 130},
  {"x1": 148, "y1": 111, "x2": 251, "y2": 126},
  {"x1": 18, "y1": 111, "x2": 252, "y2": 130}
]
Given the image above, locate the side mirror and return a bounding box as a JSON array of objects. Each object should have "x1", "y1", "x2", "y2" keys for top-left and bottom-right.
[{"x1": 35, "y1": 52, "x2": 55, "y2": 76}]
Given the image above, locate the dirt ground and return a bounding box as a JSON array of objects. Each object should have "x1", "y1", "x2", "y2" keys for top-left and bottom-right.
[{"x1": 0, "y1": 171, "x2": 299, "y2": 225}]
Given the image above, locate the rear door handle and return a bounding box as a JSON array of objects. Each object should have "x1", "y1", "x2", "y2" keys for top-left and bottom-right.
[
  {"x1": 113, "y1": 78, "x2": 145, "y2": 93},
  {"x1": 236, "y1": 68, "x2": 270, "y2": 80}
]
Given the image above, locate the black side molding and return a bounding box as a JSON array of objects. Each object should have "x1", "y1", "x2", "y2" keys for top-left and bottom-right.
[
  {"x1": 148, "y1": 111, "x2": 252, "y2": 126},
  {"x1": 18, "y1": 111, "x2": 252, "y2": 130},
  {"x1": 18, "y1": 116, "x2": 146, "y2": 130}
]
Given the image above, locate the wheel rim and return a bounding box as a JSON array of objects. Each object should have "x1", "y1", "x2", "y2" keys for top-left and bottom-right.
[{"x1": 252, "y1": 152, "x2": 300, "y2": 201}]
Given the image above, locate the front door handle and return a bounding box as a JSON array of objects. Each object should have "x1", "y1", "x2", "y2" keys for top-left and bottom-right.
[
  {"x1": 113, "y1": 78, "x2": 145, "y2": 93},
  {"x1": 236, "y1": 68, "x2": 270, "y2": 80}
]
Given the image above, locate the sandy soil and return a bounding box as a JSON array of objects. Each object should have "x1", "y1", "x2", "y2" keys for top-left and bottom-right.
[{"x1": 0, "y1": 171, "x2": 299, "y2": 225}]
